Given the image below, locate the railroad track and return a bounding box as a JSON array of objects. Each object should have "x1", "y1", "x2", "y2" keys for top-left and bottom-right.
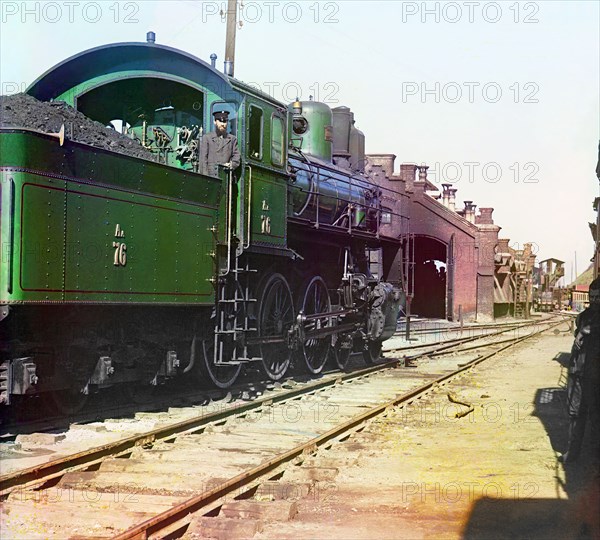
[
  {"x1": 397, "y1": 318, "x2": 534, "y2": 334},
  {"x1": 0, "y1": 318, "x2": 548, "y2": 438},
  {"x1": 0, "y1": 321, "x2": 552, "y2": 442},
  {"x1": 0, "y1": 316, "x2": 565, "y2": 484},
  {"x1": 0, "y1": 315, "x2": 569, "y2": 539}
]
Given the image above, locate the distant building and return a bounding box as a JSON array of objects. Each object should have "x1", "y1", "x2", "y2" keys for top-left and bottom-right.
[
  {"x1": 535, "y1": 258, "x2": 565, "y2": 312},
  {"x1": 494, "y1": 240, "x2": 536, "y2": 318},
  {"x1": 571, "y1": 285, "x2": 589, "y2": 311}
]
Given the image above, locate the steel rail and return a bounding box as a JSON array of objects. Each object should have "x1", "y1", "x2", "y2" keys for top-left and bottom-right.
[
  {"x1": 397, "y1": 318, "x2": 545, "y2": 336},
  {"x1": 0, "y1": 350, "x2": 415, "y2": 495},
  {"x1": 389, "y1": 316, "x2": 567, "y2": 354},
  {"x1": 2, "y1": 320, "x2": 558, "y2": 437},
  {"x1": 428, "y1": 334, "x2": 536, "y2": 356},
  {"x1": 400, "y1": 319, "x2": 547, "y2": 360},
  {"x1": 112, "y1": 317, "x2": 565, "y2": 540},
  {"x1": 0, "y1": 316, "x2": 561, "y2": 497}
]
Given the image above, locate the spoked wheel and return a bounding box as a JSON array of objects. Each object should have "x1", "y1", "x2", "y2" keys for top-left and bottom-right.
[
  {"x1": 258, "y1": 273, "x2": 294, "y2": 380},
  {"x1": 51, "y1": 387, "x2": 89, "y2": 415},
  {"x1": 362, "y1": 339, "x2": 383, "y2": 365},
  {"x1": 331, "y1": 333, "x2": 353, "y2": 371},
  {"x1": 199, "y1": 281, "x2": 244, "y2": 389},
  {"x1": 201, "y1": 336, "x2": 242, "y2": 389},
  {"x1": 297, "y1": 276, "x2": 331, "y2": 374}
]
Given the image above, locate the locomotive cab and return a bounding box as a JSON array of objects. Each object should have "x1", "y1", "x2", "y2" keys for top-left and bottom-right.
[{"x1": 27, "y1": 40, "x2": 245, "y2": 172}]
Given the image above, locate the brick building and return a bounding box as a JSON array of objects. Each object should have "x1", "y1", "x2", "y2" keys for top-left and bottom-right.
[{"x1": 366, "y1": 156, "x2": 500, "y2": 322}]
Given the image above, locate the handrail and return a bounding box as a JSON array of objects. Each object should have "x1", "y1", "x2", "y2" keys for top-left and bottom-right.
[
  {"x1": 220, "y1": 167, "x2": 234, "y2": 277},
  {"x1": 244, "y1": 165, "x2": 252, "y2": 250}
]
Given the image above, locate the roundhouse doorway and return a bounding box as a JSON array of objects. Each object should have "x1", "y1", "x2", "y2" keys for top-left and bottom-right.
[{"x1": 411, "y1": 236, "x2": 448, "y2": 319}]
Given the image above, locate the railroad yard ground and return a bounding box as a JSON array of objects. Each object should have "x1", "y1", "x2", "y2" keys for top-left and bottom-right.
[
  {"x1": 2, "y1": 317, "x2": 599, "y2": 539},
  {"x1": 253, "y1": 325, "x2": 600, "y2": 540}
]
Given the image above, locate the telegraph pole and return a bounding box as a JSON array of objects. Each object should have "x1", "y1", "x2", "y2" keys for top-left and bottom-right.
[{"x1": 224, "y1": 0, "x2": 237, "y2": 76}]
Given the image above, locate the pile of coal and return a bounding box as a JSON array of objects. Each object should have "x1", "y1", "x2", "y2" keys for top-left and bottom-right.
[{"x1": 0, "y1": 93, "x2": 156, "y2": 161}]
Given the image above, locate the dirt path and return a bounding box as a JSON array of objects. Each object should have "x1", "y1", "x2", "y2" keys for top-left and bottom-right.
[{"x1": 256, "y1": 327, "x2": 599, "y2": 539}]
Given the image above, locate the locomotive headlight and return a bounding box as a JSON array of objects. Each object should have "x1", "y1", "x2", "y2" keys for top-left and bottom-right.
[
  {"x1": 292, "y1": 116, "x2": 308, "y2": 135},
  {"x1": 292, "y1": 99, "x2": 302, "y2": 116}
]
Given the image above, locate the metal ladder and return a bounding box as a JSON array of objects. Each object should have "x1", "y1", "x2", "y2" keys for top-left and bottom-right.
[
  {"x1": 0, "y1": 361, "x2": 9, "y2": 405},
  {"x1": 213, "y1": 255, "x2": 258, "y2": 366},
  {"x1": 514, "y1": 274, "x2": 525, "y2": 318}
]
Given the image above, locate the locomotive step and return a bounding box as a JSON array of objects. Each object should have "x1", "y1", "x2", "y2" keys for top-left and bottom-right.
[
  {"x1": 215, "y1": 327, "x2": 258, "y2": 334},
  {"x1": 213, "y1": 357, "x2": 263, "y2": 365},
  {"x1": 214, "y1": 356, "x2": 262, "y2": 363}
]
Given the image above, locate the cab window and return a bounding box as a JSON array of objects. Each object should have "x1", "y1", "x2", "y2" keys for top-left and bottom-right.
[
  {"x1": 271, "y1": 115, "x2": 284, "y2": 166},
  {"x1": 248, "y1": 105, "x2": 263, "y2": 160}
]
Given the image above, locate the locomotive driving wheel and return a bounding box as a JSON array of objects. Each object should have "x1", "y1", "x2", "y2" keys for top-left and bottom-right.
[
  {"x1": 201, "y1": 336, "x2": 242, "y2": 389},
  {"x1": 200, "y1": 281, "x2": 244, "y2": 389},
  {"x1": 331, "y1": 332, "x2": 353, "y2": 371},
  {"x1": 297, "y1": 276, "x2": 331, "y2": 374},
  {"x1": 362, "y1": 339, "x2": 383, "y2": 365},
  {"x1": 258, "y1": 273, "x2": 294, "y2": 380}
]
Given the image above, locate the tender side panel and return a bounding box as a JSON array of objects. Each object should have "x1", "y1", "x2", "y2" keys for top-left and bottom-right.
[
  {"x1": 63, "y1": 183, "x2": 216, "y2": 303},
  {"x1": 19, "y1": 180, "x2": 67, "y2": 299},
  {"x1": 0, "y1": 130, "x2": 221, "y2": 305}
]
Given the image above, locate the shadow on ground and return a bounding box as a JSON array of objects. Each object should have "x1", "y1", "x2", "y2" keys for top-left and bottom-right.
[{"x1": 462, "y1": 350, "x2": 600, "y2": 540}]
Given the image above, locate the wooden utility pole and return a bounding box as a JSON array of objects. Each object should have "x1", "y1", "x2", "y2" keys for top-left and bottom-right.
[{"x1": 224, "y1": 0, "x2": 237, "y2": 76}]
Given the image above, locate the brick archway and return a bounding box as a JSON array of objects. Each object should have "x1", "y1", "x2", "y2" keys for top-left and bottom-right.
[{"x1": 412, "y1": 235, "x2": 448, "y2": 319}]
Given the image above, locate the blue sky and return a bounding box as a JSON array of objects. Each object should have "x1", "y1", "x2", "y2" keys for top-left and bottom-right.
[{"x1": 1, "y1": 0, "x2": 598, "y2": 283}]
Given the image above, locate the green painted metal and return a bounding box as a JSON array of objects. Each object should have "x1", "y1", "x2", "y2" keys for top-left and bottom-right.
[
  {"x1": 51, "y1": 71, "x2": 241, "y2": 172},
  {"x1": 27, "y1": 43, "x2": 236, "y2": 105},
  {"x1": 248, "y1": 169, "x2": 287, "y2": 246},
  {"x1": 14, "y1": 41, "x2": 387, "y2": 303},
  {"x1": 0, "y1": 129, "x2": 222, "y2": 305},
  {"x1": 237, "y1": 97, "x2": 288, "y2": 249},
  {"x1": 288, "y1": 101, "x2": 333, "y2": 162},
  {"x1": 19, "y1": 176, "x2": 66, "y2": 298},
  {"x1": 22, "y1": 42, "x2": 295, "y2": 259}
]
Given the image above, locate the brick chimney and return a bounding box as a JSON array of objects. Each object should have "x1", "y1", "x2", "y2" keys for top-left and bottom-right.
[
  {"x1": 366, "y1": 154, "x2": 396, "y2": 178},
  {"x1": 448, "y1": 188, "x2": 457, "y2": 211},
  {"x1": 368, "y1": 164, "x2": 386, "y2": 184},
  {"x1": 475, "y1": 207, "x2": 494, "y2": 225},
  {"x1": 463, "y1": 201, "x2": 476, "y2": 223},
  {"x1": 469, "y1": 203, "x2": 477, "y2": 223},
  {"x1": 441, "y1": 184, "x2": 451, "y2": 207},
  {"x1": 399, "y1": 163, "x2": 417, "y2": 191},
  {"x1": 417, "y1": 165, "x2": 429, "y2": 184},
  {"x1": 497, "y1": 238, "x2": 511, "y2": 254}
]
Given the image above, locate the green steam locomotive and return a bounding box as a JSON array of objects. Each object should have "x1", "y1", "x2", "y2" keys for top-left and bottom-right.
[{"x1": 0, "y1": 35, "x2": 404, "y2": 412}]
